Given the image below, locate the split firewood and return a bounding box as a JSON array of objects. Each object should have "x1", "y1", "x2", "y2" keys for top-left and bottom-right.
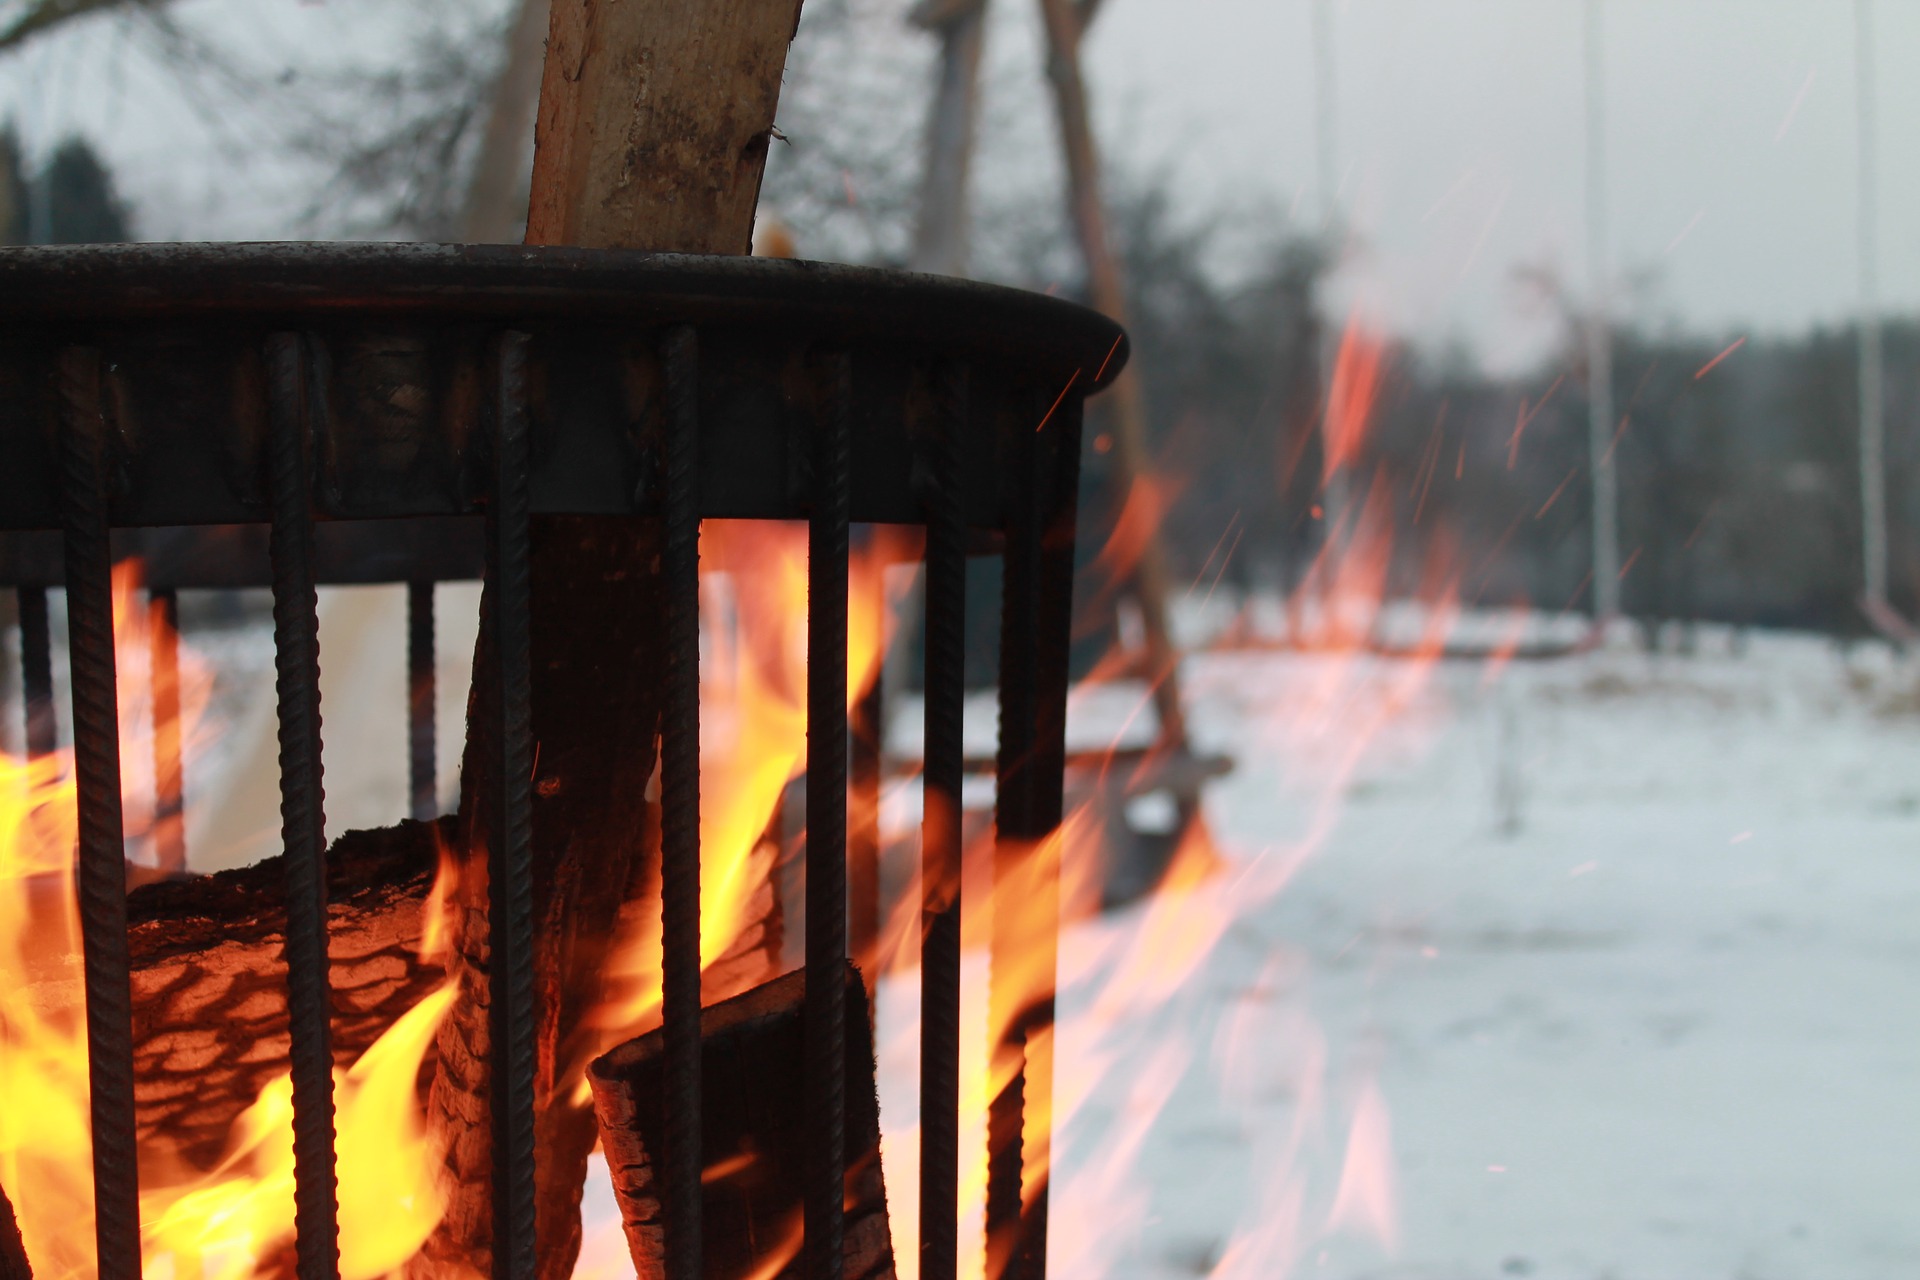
[
  {"x1": 126, "y1": 817, "x2": 447, "y2": 1170},
  {"x1": 416, "y1": 2, "x2": 808, "y2": 1277},
  {"x1": 588, "y1": 964, "x2": 894, "y2": 1280}
]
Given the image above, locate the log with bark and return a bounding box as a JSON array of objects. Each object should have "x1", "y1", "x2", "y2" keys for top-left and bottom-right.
[
  {"x1": 413, "y1": 3, "x2": 808, "y2": 1277},
  {"x1": 588, "y1": 964, "x2": 894, "y2": 1280}
]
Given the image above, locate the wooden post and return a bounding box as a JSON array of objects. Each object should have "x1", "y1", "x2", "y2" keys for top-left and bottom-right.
[
  {"x1": 907, "y1": 0, "x2": 989, "y2": 276},
  {"x1": 459, "y1": 0, "x2": 553, "y2": 243},
  {"x1": 525, "y1": 0, "x2": 804, "y2": 254},
  {"x1": 419, "y1": 5, "x2": 807, "y2": 1277},
  {"x1": 1032, "y1": 0, "x2": 1197, "y2": 821}
]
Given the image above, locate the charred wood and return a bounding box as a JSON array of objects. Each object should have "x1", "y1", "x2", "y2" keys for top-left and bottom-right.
[{"x1": 588, "y1": 964, "x2": 893, "y2": 1280}]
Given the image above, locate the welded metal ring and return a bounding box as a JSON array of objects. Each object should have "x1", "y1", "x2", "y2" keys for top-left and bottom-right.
[{"x1": 0, "y1": 243, "x2": 1127, "y2": 532}]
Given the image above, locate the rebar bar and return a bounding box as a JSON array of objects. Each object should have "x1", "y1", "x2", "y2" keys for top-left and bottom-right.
[
  {"x1": 661, "y1": 324, "x2": 705, "y2": 1280},
  {"x1": 150, "y1": 586, "x2": 185, "y2": 873},
  {"x1": 57, "y1": 345, "x2": 141, "y2": 1280},
  {"x1": 490, "y1": 330, "x2": 538, "y2": 1280},
  {"x1": 407, "y1": 580, "x2": 436, "y2": 822},
  {"x1": 267, "y1": 332, "x2": 342, "y2": 1280},
  {"x1": 806, "y1": 349, "x2": 853, "y2": 1280},
  {"x1": 918, "y1": 359, "x2": 968, "y2": 1280}
]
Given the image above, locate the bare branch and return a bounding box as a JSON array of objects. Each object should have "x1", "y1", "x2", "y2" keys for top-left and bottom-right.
[{"x1": 0, "y1": 0, "x2": 157, "y2": 56}]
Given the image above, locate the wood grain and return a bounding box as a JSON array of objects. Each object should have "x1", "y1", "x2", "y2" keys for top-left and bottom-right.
[{"x1": 525, "y1": 0, "x2": 805, "y2": 253}]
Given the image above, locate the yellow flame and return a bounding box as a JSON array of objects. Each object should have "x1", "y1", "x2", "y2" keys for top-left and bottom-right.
[
  {"x1": 591, "y1": 521, "x2": 903, "y2": 1042},
  {"x1": 883, "y1": 308, "x2": 1429, "y2": 1279},
  {"x1": 140, "y1": 984, "x2": 456, "y2": 1280},
  {"x1": 0, "y1": 560, "x2": 454, "y2": 1279}
]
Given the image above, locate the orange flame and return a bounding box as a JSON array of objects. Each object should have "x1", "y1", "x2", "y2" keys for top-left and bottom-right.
[
  {"x1": 1321, "y1": 315, "x2": 1388, "y2": 483},
  {"x1": 139, "y1": 983, "x2": 456, "y2": 1280},
  {"x1": 588, "y1": 519, "x2": 906, "y2": 1043},
  {"x1": 875, "y1": 301, "x2": 1438, "y2": 1280},
  {"x1": 107, "y1": 562, "x2": 215, "y2": 872},
  {"x1": 0, "y1": 562, "x2": 453, "y2": 1278}
]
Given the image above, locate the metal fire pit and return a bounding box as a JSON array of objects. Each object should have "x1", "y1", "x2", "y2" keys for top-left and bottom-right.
[{"x1": 0, "y1": 242, "x2": 1125, "y2": 1280}]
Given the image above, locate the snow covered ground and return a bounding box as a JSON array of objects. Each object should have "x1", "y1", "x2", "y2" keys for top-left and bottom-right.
[
  {"x1": 855, "y1": 625, "x2": 1920, "y2": 1279},
  {"x1": 43, "y1": 588, "x2": 1914, "y2": 1278}
]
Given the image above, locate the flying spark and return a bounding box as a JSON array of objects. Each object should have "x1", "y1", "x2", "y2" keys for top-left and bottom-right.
[
  {"x1": 1773, "y1": 66, "x2": 1817, "y2": 141},
  {"x1": 1035, "y1": 368, "x2": 1081, "y2": 432},
  {"x1": 1535, "y1": 466, "x2": 1580, "y2": 519},
  {"x1": 1694, "y1": 337, "x2": 1747, "y2": 381},
  {"x1": 1664, "y1": 208, "x2": 1707, "y2": 255}
]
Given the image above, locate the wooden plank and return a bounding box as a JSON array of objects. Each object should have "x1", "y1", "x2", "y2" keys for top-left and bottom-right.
[{"x1": 525, "y1": 0, "x2": 806, "y2": 253}]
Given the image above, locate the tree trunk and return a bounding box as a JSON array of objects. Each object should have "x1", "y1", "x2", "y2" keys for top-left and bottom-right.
[{"x1": 459, "y1": 0, "x2": 552, "y2": 244}]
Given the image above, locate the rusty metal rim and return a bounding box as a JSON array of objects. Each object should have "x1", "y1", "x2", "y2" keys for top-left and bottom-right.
[{"x1": 0, "y1": 242, "x2": 1129, "y2": 392}]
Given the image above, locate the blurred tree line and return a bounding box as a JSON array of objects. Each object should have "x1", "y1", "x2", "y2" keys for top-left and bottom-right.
[{"x1": 5, "y1": 0, "x2": 1906, "y2": 637}]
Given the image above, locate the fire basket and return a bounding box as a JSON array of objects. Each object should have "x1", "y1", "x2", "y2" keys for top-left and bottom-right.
[{"x1": 0, "y1": 242, "x2": 1125, "y2": 1280}]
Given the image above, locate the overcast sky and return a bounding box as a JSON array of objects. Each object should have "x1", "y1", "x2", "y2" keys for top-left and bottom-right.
[
  {"x1": 2, "y1": 0, "x2": 1913, "y2": 373},
  {"x1": 1074, "y1": 0, "x2": 1919, "y2": 371}
]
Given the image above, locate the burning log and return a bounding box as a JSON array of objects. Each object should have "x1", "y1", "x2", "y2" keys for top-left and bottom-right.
[
  {"x1": 587, "y1": 964, "x2": 894, "y2": 1280},
  {"x1": 418, "y1": 517, "x2": 672, "y2": 1279},
  {"x1": 125, "y1": 818, "x2": 447, "y2": 1170},
  {"x1": 416, "y1": 3, "x2": 807, "y2": 1276}
]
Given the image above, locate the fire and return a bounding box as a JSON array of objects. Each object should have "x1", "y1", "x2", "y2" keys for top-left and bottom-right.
[
  {"x1": 0, "y1": 562, "x2": 452, "y2": 1279},
  {"x1": 105, "y1": 563, "x2": 215, "y2": 873},
  {"x1": 865, "y1": 306, "x2": 1441, "y2": 1279},
  {"x1": 588, "y1": 520, "x2": 905, "y2": 1040},
  {"x1": 1321, "y1": 313, "x2": 1388, "y2": 483},
  {"x1": 139, "y1": 983, "x2": 456, "y2": 1280}
]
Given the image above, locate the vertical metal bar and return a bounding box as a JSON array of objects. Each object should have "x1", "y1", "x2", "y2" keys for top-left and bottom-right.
[
  {"x1": 988, "y1": 383, "x2": 1084, "y2": 1280},
  {"x1": 56, "y1": 345, "x2": 141, "y2": 1279},
  {"x1": 918, "y1": 359, "x2": 968, "y2": 1280},
  {"x1": 407, "y1": 579, "x2": 437, "y2": 821},
  {"x1": 18, "y1": 585, "x2": 56, "y2": 759},
  {"x1": 489, "y1": 331, "x2": 539, "y2": 1280},
  {"x1": 149, "y1": 586, "x2": 186, "y2": 873},
  {"x1": 266, "y1": 332, "x2": 341, "y2": 1280},
  {"x1": 850, "y1": 623, "x2": 882, "y2": 984},
  {"x1": 660, "y1": 325, "x2": 704, "y2": 1280},
  {"x1": 806, "y1": 349, "x2": 853, "y2": 1280}
]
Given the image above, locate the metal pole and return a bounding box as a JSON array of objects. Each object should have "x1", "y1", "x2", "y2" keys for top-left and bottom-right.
[
  {"x1": 57, "y1": 346, "x2": 142, "y2": 1279},
  {"x1": 150, "y1": 586, "x2": 186, "y2": 873},
  {"x1": 1586, "y1": 0, "x2": 1621, "y2": 619},
  {"x1": 407, "y1": 580, "x2": 437, "y2": 822},
  {"x1": 489, "y1": 331, "x2": 538, "y2": 1280},
  {"x1": 1857, "y1": 0, "x2": 1888, "y2": 609},
  {"x1": 660, "y1": 325, "x2": 705, "y2": 1280},
  {"x1": 267, "y1": 332, "x2": 342, "y2": 1280},
  {"x1": 805, "y1": 350, "x2": 853, "y2": 1280},
  {"x1": 18, "y1": 586, "x2": 56, "y2": 760},
  {"x1": 917, "y1": 359, "x2": 968, "y2": 1280}
]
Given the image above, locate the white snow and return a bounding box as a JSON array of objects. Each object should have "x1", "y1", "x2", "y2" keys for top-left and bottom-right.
[
  {"x1": 86, "y1": 589, "x2": 1920, "y2": 1277},
  {"x1": 860, "y1": 624, "x2": 1920, "y2": 1279}
]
